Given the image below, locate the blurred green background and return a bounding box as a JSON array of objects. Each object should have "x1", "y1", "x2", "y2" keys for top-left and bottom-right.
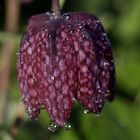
[{"x1": 0, "y1": 0, "x2": 140, "y2": 140}]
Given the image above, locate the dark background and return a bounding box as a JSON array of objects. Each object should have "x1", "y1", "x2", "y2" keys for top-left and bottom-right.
[{"x1": 0, "y1": 0, "x2": 140, "y2": 140}]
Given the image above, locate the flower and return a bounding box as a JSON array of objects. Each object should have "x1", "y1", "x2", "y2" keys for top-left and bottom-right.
[{"x1": 17, "y1": 11, "x2": 115, "y2": 128}]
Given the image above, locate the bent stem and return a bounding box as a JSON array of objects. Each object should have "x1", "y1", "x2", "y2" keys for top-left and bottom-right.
[{"x1": 52, "y1": 0, "x2": 61, "y2": 18}]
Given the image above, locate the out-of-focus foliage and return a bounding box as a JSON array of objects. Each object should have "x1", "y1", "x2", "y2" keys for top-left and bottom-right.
[{"x1": 0, "y1": 0, "x2": 140, "y2": 140}]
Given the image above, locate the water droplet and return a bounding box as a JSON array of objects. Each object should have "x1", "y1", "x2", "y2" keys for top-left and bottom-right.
[
  {"x1": 99, "y1": 104, "x2": 102, "y2": 108},
  {"x1": 97, "y1": 88, "x2": 102, "y2": 93},
  {"x1": 48, "y1": 121, "x2": 58, "y2": 132},
  {"x1": 94, "y1": 114, "x2": 100, "y2": 117},
  {"x1": 41, "y1": 105, "x2": 45, "y2": 109},
  {"x1": 48, "y1": 33, "x2": 52, "y2": 38},
  {"x1": 102, "y1": 33, "x2": 107, "y2": 37},
  {"x1": 95, "y1": 100, "x2": 99, "y2": 103},
  {"x1": 96, "y1": 20, "x2": 100, "y2": 23},
  {"x1": 27, "y1": 47, "x2": 32, "y2": 55},
  {"x1": 20, "y1": 61, "x2": 23, "y2": 64},
  {"x1": 21, "y1": 97, "x2": 28, "y2": 103},
  {"x1": 70, "y1": 30, "x2": 74, "y2": 34},
  {"x1": 50, "y1": 12, "x2": 58, "y2": 19},
  {"x1": 111, "y1": 59, "x2": 114, "y2": 63},
  {"x1": 84, "y1": 109, "x2": 90, "y2": 114},
  {"x1": 63, "y1": 15, "x2": 70, "y2": 20},
  {"x1": 37, "y1": 48, "x2": 40, "y2": 52},
  {"x1": 72, "y1": 98, "x2": 76, "y2": 102},
  {"x1": 99, "y1": 99, "x2": 103, "y2": 103},
  {"x1": 34, "y1": 117, "x2": 38, "y2": 120},
  {"x1": 50, "y1": 76, "x2": 55, "y2": 80},
  {"x1": 78, "y1": 24, "x2": 82, "y2": 29},
  {"x1": 106, "y1": 90, "x2": 110, "y2": 94},
  {"x1": 16, "y1": 52, "x2": 20, "y2": 56},
  {"x1": 103, "y1": 61, "x2": 109, "y2": 67},
  {"x1": 26, "y1": 107, "x2": 32, "y2": 114},
  {"x1": 32, "y1": 108, "x2": 36, "y2": 112},
  {"x1": 82, "y1": 34, "x2": 85, "y2": 38},
  {"x1": 63, "y1": 122, "x2": 71, "y2": 130}
]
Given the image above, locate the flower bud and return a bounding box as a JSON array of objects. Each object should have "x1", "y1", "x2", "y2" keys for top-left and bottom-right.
[{"x1": 17, "y1": 12, "x2": 115, "y2": 127}]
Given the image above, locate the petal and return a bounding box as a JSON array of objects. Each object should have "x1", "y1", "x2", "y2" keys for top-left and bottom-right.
[
  {"x1": 41, "y1": 22, "x2": 77, "y2": 126},
  {"x1": 65, "y1": 12, "x2": 115, "y2": 113},
  {"x1": 27, "y1": 13, "x2": 51, "y2": 35},
  {"x1": 18, "y1": 19, "x2": 78, "y2": 126},
  {"x1": 17, "y1": 32, "x2": 41, "y2": 119}
]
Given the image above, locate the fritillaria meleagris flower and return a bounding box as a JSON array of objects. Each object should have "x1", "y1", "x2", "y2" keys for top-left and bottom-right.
[{"x1": 17, "y1": 0, "x2": 115, "y2": 131}]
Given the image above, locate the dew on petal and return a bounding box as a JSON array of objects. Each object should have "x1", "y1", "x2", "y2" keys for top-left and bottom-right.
[
  {"x1": 63, "y1": 122, "x2": 72, "y2": 130},
  {"x1": 48, "y1": 121, "x2": 59, "y2": 133},
  {"x1": 27, "y1": 47, "x2": 32, "y2": 55},
  {"x1": 63, "y1": 14, "x2": 70, "y2": 20},
  {"x1": 50, "y1": 76, "x2": 55, "y2": 80},
  {"x1": 72, "y1": 98, "x2": 77, "y2": 102},
  {"x1": 84, "y1": 109, "x2": 91, "y2": 114}
]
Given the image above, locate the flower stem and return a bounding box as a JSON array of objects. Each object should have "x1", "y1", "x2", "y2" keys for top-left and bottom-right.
[{"x1": 52, "y1": 0, "x2": 60, "y2": 17}]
